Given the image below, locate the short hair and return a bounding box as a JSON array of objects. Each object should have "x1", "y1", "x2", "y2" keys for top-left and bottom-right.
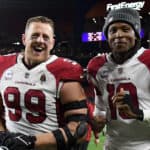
[{"x1": 25, "y1": 16, "x2": 55, "y2": 34}]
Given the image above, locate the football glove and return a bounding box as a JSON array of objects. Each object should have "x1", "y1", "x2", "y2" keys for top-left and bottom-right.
[
  {"x1": 123, "y1": 94, "x2": 143, "y2": 121},
  {"x1": 0, "y1": 131, "x2": 36, "y2": 150}
]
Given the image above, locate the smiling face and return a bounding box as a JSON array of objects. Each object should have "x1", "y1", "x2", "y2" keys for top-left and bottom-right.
[
  {"x1": 22, "y1": 21, "x2": 55, "y2": 67},
  {"x1": 107, "y1": 22, "x2": 136, "y2": 53}
]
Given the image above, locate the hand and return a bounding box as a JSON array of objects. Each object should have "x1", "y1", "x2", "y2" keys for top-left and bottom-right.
[
  {"x1": 112, "y1": 88, "x2": 143, "y2": 120},
  {"x1": 0, "y1": 131, "x2": 36, "y2": 150},
  {"x1": 91, "y1": 115, "x2": 106, "y2": 133},
  {"x1": 91, "y1": 115, "x2": 106, "y2": 146},
  {"x1": 87, "y1": 100, "x2": 106, "y2": 132}
]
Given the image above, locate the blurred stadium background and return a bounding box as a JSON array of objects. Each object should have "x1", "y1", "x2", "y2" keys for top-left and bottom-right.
[
  {"x1": 0, "y1": 1, "x2": 150, "y2": 149},
  {"x1": 0, "y1": 0, "x2": 149, "y2": 68}
]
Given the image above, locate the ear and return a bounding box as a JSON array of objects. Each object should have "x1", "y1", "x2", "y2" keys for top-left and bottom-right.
[
  {"x1": 50, "y1": 37, "x2": 55, "y2": 49},
  {"x1": 22, "y1": 34, "x2": 26, "y2": 46}
]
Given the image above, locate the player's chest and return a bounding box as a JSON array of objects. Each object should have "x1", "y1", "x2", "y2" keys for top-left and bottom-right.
[
  {"x1": 0, "y1": 67, "x2": 57, "y2": 98},
  {"x1": 98, "y1": 61, "x2": 146, "y2": 84}
]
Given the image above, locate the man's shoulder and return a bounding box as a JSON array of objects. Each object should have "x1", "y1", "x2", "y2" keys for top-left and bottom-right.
[
  {"x1": 138, "y1": 48, "x2": 150, "y2": 63},
  {"x1": 47, "y1": 56, "x2": 83, "y2": 73},
  {"x1": 136, "y1": 48, "x2": 150, "y2": 71},
  {"x1": 0, "y1": 53, "x2": 18, "y2": 63},
  {"x1": 0, "y1": 53, "x2": 18, "y2": 77},
  {"x1": 87, "y1": 53, "x2": 107, "y2": 75},
  {"x1": 46, "y1": 56, "x2": 84, "y2": 82},
  {"x1": 58, "y1": 57, "x2": 82, "y2": 69}
]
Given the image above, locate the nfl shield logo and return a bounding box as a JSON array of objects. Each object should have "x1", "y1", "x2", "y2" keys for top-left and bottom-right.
[
  {"x1": 118, "y1": 68, "x2": 123, "y2": 74},
  {"x1": 40, "y1": 74, "x2": 46, "y2": 82},
  {"x1": 25, "y1": 72, "x2": 30, "y2": 78}
]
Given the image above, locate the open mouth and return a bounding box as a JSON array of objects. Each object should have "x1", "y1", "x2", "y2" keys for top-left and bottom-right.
[{"x1": 33, "y1": 46, "x2": 44, "y2": 52}]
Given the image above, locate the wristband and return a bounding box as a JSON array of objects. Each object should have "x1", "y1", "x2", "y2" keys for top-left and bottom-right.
[{"x1": 135, "y1": 109, "x2": 143, "y2": 121}]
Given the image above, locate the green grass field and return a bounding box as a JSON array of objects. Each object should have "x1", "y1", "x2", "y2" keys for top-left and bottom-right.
[{"x1": 88, "y1": 133, "x2": 105, "y2": 150}]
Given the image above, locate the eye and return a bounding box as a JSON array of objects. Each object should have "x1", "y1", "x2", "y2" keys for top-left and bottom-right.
[
  {"x1": 122, "y1": 27, "x2": 130, "y2": 32},
  {"x1": 31, "y1": 33, "x2": 39, "y2": 40},
  {"x1": 43, "y1": 35, "x2": 50, "y2": 41},
  {"x1": 108, "y1": 27, "x2": 117, "y2": 34}
]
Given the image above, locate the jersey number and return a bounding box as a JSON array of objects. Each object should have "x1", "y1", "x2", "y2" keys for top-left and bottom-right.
[
  {"x1": 4, "y1": 87, "x2": 46, "y2": 123},
  {"x1": 107, "y1": 83, "x2": 139, "y2": 119}
]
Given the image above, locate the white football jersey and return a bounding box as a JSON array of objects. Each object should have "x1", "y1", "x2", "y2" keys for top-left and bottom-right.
[
  {"x1": 87, "y1": 47, "x2": 150, "y2": 150},
  {"x1": 0, "y1": 53, "x2": 83, "y2": 137}
]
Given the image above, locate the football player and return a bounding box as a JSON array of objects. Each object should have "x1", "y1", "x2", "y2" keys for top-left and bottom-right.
[
  {"x1": 0, "y1": 16, "x2": 88, "y2": 150},
  {"x1": 87, "y1": 8, "x2": 150, "y2": 150}
]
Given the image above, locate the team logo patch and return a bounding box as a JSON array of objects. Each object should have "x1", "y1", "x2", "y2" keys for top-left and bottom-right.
[
  {"x1": 5, "y1": 70, "x2": 13, "y2": 80},
  {"x1": 118, "y1": 68, "x2": 123, "y2": 74},
  {"x1": 40, "y1": 74, "x2": 46, "y2": 83},
  {"x1": 25, "y1": 72, "x2": 30, "y2": 78},
  {"x1": 100, "y1": 70, "x2": 109, "y2": 78}
]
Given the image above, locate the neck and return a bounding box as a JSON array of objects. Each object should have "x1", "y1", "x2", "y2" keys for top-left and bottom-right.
[
  {"x1": 22, "y1": 57, "x2": 39, "y2": 69},
  {"x1": 111, "y1": 50, "x2": 135, "y2": 64},
  {"x1": 111, "y1": 40, "x2": 141, "y2": 64}
]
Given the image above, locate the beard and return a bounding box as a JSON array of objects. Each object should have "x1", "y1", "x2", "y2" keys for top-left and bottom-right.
[{"x1": 111, "y1": 40, "x2": 141, "y2": 64}]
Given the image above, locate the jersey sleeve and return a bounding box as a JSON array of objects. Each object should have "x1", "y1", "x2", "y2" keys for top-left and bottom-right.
[
  {"x1": 87, "y1": 55, "x2": 107, "y2": 116},
  {"x1": 0, "y1": 54, "x2": 17, "y2": 78},
  {"x1": 87, "y1": 55, "x2": 107, "y2": 95},
  {"x1": 59, "y1": 58, "x2": 84, "y2": 82},
  {"x1": 47, "y1": 57, "x2": 84, "y2": 83},
  {"x1": 0, "y1": 53, "x2": 17, "y2": 129},
  {"x1": 138, "y1": 49, "x2": 150, "y2": 70},
  {"x1": 87, "y1": 55, "x2": 106, "y2": 79},
  {"x1": 87, "y1": 55, "x2": 106, "y2": 87},
  {"x1": 138, "y1": 49, "x2": 150, "y2": 124}
]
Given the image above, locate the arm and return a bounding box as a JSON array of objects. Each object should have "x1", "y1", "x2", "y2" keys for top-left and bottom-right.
[
  {"x1": 92, "y1": 94, "x2": 107, "y2": 132},
  {"x1": 87, "y1": 92, "x2": 106, "y2": 145},
  {"x1": 35, "y1": 81, "x2": 88, "y2": 149},
  {"x1": 86, "y1": 72, "x2": 107, "y2": 139},
  {"x1": 88, "y1": 77, "x2": 107, "y2": 131},
  {"x1": 0, "y1": 94, "x2": 6, "y2": 131}
]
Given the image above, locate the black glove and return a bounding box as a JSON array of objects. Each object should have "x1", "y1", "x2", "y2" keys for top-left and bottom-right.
[
  {"x1": 0, "y1": 131, "x2": 36, "y2": 150},
  {"x1": 74, "y1": 121, "x2": 88, "y2": 139},
  {"x1": 123, "y1": 94, "x2": 143, "y2": 121}
]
